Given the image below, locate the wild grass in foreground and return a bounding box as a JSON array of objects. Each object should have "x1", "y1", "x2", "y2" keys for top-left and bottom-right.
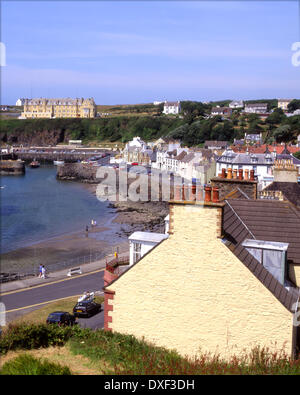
[
  {"x1": 68, "y1": 330, "x2": 300, "y2": 375},
  {"x1": 0, "y1": 354, "x2": 71, "y2": 375},
  {"x1": 1, "y1": 323, "x2": 299, "y2": 375}
]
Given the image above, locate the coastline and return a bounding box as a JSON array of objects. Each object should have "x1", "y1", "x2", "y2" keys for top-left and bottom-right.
[
  {"x1": 1, "y1": 178, "x2": 169, "y2": 275},
  {"x1": 86, "y1": 183, "x2": 169, "y2": 236},
  {"x1": 0, "y1": 225, "x2": 129, "y2": 274}
]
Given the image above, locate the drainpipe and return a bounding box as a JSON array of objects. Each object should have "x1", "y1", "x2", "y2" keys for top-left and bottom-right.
[{"x1": 292, "y1": 293, "x2": 300, "y2": 360}]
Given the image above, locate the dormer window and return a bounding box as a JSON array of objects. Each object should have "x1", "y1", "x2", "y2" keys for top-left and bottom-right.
[
  {"x1": 242, "y1": 239, "x2": 288, "y2": 285},
  {"x1": 250, "y1": 155, "x2": 258, "y2": 163}
]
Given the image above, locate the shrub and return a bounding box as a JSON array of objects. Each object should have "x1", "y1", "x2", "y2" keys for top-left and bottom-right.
[
  {"x1": 0, "y1": 354, "x2": 71, "y2": 375},
  {"x1": 0, "y1": 322, "x2": 84, "y2": 354}
]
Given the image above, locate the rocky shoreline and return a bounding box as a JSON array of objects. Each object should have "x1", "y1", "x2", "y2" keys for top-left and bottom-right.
[{"x1": 87, "y1": 184, "x2": 169, "y2": 237}]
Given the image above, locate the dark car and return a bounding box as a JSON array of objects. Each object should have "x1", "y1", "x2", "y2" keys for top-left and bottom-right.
[
  {"x1": 46, "y1": 311, "x2": 76, "y2": 326},
  {"x1": 73, "y1": 301, "x2": 102, "y2": 318}
]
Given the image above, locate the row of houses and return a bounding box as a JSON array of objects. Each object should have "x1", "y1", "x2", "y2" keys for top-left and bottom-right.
[
  {"x1": 121, "y1": 136, "x2": 300, "y2": 190},
  {"x1": 216, "y1": 145, "x2": 300, "y2": 189}
]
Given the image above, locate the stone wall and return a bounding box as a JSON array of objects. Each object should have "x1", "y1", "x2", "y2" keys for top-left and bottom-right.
[
  {"x1": 210, "y1": 176, "x2": 257, "y2": 200},
  {"x1": 56, "y1": 163, "x2": 98, "y2": 182},
  {"x1": 0, "y1": 160, "x2": 25, "y2": 175}
]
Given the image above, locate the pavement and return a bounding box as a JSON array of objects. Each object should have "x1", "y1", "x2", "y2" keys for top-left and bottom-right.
[{"x1": 0, "y1": 251, "x2": 129, "y2": 294}]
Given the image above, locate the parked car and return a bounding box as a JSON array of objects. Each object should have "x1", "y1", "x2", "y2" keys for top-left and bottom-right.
[
  {"x1": 73, "y1": 301, "x2": 102, "y2": 318},
  {"x1": 46, "y1": 311, "x2": 76, "y2": 326}
]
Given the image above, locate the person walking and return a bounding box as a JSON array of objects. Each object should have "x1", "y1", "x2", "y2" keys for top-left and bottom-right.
[
  {"x1": 38, "y1": 264, "x2": 43, "y2": 278},
  {"x1": 85, "y1": 225, "x2": 89, "y2": 237},
  {"x1": 41, "y1": 265, "x2": 46, "y2": 279}
]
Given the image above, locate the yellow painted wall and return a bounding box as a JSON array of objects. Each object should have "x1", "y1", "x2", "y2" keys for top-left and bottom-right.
[
  {"x1": 22, "y1": 99, "x2": 95, "y2": 118},
  {"x1": 106, "y1": 203, "x2": 294, "y2": 360}
]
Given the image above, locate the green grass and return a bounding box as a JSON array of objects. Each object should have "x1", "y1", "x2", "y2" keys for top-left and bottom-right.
[
  {"x1": 1, "y1": 322, "x2": 299, "y2": 375},
  {"x1": 68, "y1": 330, "x2": 300, "y2": 375},
  {"x1": 0, "y1": 354, "x2": 71, "y2": 375}
]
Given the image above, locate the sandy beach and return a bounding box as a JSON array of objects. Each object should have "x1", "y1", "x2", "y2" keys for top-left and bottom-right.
[
  {"x1": 1, "y1": 180, "x2": 169, "y2": 275},
  {"x1": 0, "y1": 225, "x2": 129, "y2": 274}
]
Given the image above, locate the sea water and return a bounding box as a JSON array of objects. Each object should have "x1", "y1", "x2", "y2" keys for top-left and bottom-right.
[{"x1": 0, "y1": 165, "x2": 120, "y2": 255}]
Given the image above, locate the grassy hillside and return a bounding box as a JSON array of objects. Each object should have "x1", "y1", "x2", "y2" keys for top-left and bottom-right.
[{"x1": 1, "y1": 322, "x2": 299, "y2": 375}]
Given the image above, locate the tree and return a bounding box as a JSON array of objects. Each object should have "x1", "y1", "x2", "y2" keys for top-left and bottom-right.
[
  {"x1": 265, "y1": 109, "x2": 286, "y2": 127},
  {"x1": 287, "y1": 99, "x2": 300, "y2": 112}
]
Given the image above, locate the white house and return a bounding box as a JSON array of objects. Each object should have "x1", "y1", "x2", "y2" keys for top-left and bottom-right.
[
  {"x1": 211, "y1": 107, "x2": 232, "y2": 117},
  {"x1": 229, "y1": 100, "x2": 244, "y2": 109},
  {"x1": 163, "y1": 101, "x2": 181, "y2": 115},
  {"x1": 244, "y1": 103, "x2": 268, "y2": 114},
  {"x1": 216, "y1": 148, "x2": 300, "y2": 189},
  {"x1": 128, "y1": 231, "x2": 169, "y2": 266},
  {"x1": 216, "y1": 149, "x2": 274, "y2": 188},
  {"x1": 16, "y1": 98, "x2": 25, "y2": 106}
]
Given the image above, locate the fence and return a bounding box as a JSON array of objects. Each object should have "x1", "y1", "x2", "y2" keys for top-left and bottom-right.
[{"x1": 0, "y1": 251, "x2": 109, "y2": 284}]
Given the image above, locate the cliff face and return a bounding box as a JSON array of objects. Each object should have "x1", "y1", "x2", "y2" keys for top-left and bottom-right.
[{"x1": 1, "y1": 129, "x2": 70, "y2": 146}]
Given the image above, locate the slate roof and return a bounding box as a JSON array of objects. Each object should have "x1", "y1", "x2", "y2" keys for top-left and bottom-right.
[
  {"x1": 218, "y1": 151, "x2": 274, "y2": 165},
  {"x1": 180, "y1": 153, "x2": 195, "y2": 163},
  {"x1": 174, "y1": 151, "x2": 188, "y2": 161},
  {"x1": 223, "y1": 198, "x2": 300, "y2": 312}
]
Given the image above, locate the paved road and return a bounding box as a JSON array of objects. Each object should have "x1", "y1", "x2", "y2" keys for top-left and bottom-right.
[{"x1": 1, "y1": 269, "x2": 106, "y2": 329}]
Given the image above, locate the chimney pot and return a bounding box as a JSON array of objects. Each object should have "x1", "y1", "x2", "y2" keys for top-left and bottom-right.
[
  {"x1": 190, "y1": 184, "x2": 196, "y2": 201},
  {"x1": 196, "y1": 185, "x2": 204, "y2": 202},
  {"x1": 244, "y1": 169, "x2": 249, "y2": 180},
  {"x1": 174, "y1": 185, "x2": 182, "y2": 201},
  {"x1": 227, "y1": 168, "x2": 233, "y2": 179},
  {"x1": 212, "y1": 187, "x2": 220, "y2": 203},
  {"x1": 221, "y1": 168, "x2": 226, "y2": 179},
  {"x1": 238, "y1": 168, "x2": 243, "y2": 180},
  {"x1": 250, "y1": 169, "x2": 255, "y2": 181},
  {"x1": 204, "y1": 185, "x2": 212, "y2": 202},
  {"x1": 233, "y1": 169, "x2": 238, "y2": 179}
]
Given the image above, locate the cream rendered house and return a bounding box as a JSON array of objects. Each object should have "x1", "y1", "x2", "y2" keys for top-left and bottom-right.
[
  {"x1": 104, "y1": 179, "x2": 300, "y2": 360},
  {"x1": 278, "y1": 99, "x2": 293, "y2": 111}
]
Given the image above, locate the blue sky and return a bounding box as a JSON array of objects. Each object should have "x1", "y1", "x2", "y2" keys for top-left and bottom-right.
[{"x1": 1, "y1": 1, "x2": 299, "y2": 104}]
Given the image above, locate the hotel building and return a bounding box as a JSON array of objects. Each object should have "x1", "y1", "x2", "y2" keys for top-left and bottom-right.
[{"x1": 20, "y1": 97, "x2": 96, "y2": 119}]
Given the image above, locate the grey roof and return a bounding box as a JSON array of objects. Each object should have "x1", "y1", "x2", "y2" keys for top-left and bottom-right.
[
  {"x1": 245, "y1": 103, "x2": 268, "y2": 108},
  {"x1": 217, "y1": 151, "x2": 274, "y2": 165},
  {"x1": 164, "y1": 101, "x2": 180, "y2": 107},
  {"x1": 128, "y1": 232, "x2": 168, "y2": 243},
  {"x1": 223, "y1": 198, "x2": 300, "y2": 312},
  {"x1": 174, "y1": 151, "x2": 188, "y2": 161},
  {"x1": 180, "y1": 153, "x2": 195, "y2": 163}
]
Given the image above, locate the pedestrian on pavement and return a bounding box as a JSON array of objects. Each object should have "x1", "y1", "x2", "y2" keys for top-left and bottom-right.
[
  {"x1": 41, "y1": 265, "x2": 46, "y2": 279},
  {"x1": 86, "y1": 225, "x2": 89, "y2": 237},
  {"x1": 38, "y1": 264, "x2": 43, "y2": 278}
]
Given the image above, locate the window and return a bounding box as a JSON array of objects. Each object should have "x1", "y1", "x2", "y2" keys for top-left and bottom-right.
[
  {"x1": 133, "y1": 242, "x2": 142, "y2": 264},
  {"x1": 242, "y1": 239, "x2": 288, "y2": 285}
]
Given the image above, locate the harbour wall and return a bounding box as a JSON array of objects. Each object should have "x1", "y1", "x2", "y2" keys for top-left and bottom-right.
[{"x1": 0, "y1": 159, "x2": 25, "y2": 176}]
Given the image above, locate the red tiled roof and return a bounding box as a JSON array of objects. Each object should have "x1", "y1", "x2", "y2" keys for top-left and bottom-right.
[{"x1": 231, "y1": 144, "x2": 300, "y2": 154}]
